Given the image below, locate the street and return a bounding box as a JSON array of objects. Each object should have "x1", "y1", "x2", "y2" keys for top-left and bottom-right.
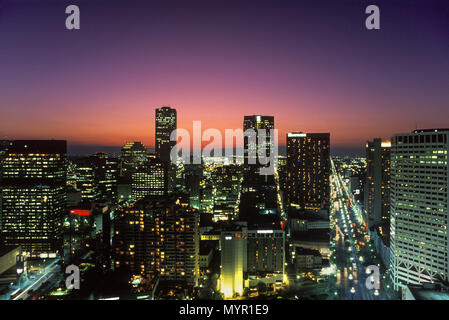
[{"x1": 330, "y1": 158, "x2": 388, "y2": 300}]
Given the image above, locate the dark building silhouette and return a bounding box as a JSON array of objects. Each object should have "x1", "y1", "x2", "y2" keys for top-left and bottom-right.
[{"x1": 155, "y1": 106, "x2": 177, "y2": 192}]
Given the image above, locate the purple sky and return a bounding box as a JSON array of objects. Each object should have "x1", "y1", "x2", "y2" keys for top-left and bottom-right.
[{"x1": 1, "y1": 0, "x2": 448, "y2": 155}]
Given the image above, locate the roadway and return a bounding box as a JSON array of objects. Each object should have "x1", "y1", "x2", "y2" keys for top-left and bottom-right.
[
  {"x1": 7, "y1": 258, "x2": 62, "y2": 300},
  {"x1": 330, "y1": 159, "x2": 386, "y2": 300}
]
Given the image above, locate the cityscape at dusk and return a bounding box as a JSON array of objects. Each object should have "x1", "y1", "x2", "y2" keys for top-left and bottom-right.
[
  {"x1": 1, "y1": 0, "x2": 449, "y2": 151},
  {"x1": 1, "y1": 0, "x2": 449, "y2": 314}
]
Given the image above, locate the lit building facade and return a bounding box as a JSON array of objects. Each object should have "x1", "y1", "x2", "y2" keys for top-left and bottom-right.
[
  {"x1": 74, "y1": 153, "x2": 119, "y2": 204},
  {"x1": 243, "y1": 115, "x2": 274, "y2": 174},
  {"x1": 1, "y1": 140, "x2": 67, "y2": 257},
  {"x1": 247, "y1": 229, "x2": 285, "y2": 275},
  {"x1": 120, "y1": 141, "x2": 147, "y2": 179},
  {"x1": 155, "y1": 106, "x2": 177, "y2": 163},
  {"x1": 114, "y1": 195, "x2": 199, "y2": 285},
  {"x1": 131, "y1": 158, "x2": 167, "y2": 201},
  {"x1": 390, "y1": 129, "x2": 449, "y2": 290},
  {"x1": 364, "y1": 138, "x2": 391, "y2": 228},
  {"x1": 155, "y1": 106, "x2": 177, "y2": 193},
  {"x1": 220, "y1": 227, "x2": 247, "y2": 298},
  {"x1": 286, "y1": 132, "x2": 330, "y2": 211}
]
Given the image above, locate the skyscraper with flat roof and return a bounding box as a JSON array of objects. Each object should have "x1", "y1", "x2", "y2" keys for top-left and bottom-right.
[
  {"x1": 156, "y1": 106, "x2": 177, "y2": 163},
  {"x1": 286, "y1": 132, "x2": 330, "y2": 212},
  {"x1": 120, "y1": 141, "x2": 147, "y2": 179},
  {"x1": 113, "y1": 195, "x2": 199, "y2": 285},
  {"x1": 131, "y1": 157, "x2": 167, "y2": 201},
  {"x1": 155, "y1": 106, "x2": 177, "y2": 192},
  {"x1": 243, "y1": 115, "x2": 274, "y2": 174},
  {"x1": 1, "y1": 140, "x2": 67, "y2": 257},
  {"x1": 364, "y1": 138, "x2": 391, "y2": 228},
  {"x1": 390, "y1": 129, "x2": 449, "y2": 290},
  {"x1": 220, "y1": 226, "x2": 247, "y2": 298}
]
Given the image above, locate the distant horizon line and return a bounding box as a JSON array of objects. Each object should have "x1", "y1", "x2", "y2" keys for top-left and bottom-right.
[{"x1": 65, "y1": 144, "x2": 364, "y2": 157}]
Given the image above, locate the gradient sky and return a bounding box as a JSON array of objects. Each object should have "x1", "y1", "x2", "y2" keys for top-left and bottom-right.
[{"x1": 1, "y1": 0, "x2": 449, "y2": 155}]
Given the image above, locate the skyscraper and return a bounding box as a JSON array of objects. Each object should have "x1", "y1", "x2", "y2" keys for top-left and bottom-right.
[
  {"x1": 155, "y1": 106, "x2": 177, "y2": 163},
  {"x1": 364, "y1": 138, "x2": 391, "y2": 228},
  {"x1": 1, "y1": 140, "x2": 67, "y2": 257},
  {"x1": 390, "y1": 129, "x2": 449, "y2": 290},
  {"x1": 220, "y1": 226, "x2": 247, "y2": 298},
  {"x1": 131, "y1": 157, "x2": 167, "y2": 201},
  {"x1": 155, "y1": 106, "x2": 177, "y2": 192},
  {"x1": 243, "y1": 115, "x2": 274, "y2": 174},
  {"x1": 239, "y1": 115, "x2": 279, "y2": 227},
  {"x1": 120, "y1": 141, "x2": 147, "y2": 179},
  {"x1": 114, "y1": 195, "x2": 199, "y2": 285},
  {"x1": 286, "y1": 132, "x2": 330, "y2": 211},
  {"x1": 73, "y1": 154, "x2": 119, "y2": 204},
  {"x1": 75, "y1": 159, "x2": 101, "y2": 203},
  {"x1": 246, "y1": 229, "x2": 285, "y2": 275}
]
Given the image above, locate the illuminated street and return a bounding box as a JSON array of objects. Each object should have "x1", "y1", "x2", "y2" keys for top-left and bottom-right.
[
  {"x1": 330, "y1": 159, "x2": 391, "y2": 300},
  {"x1": 6, "y1": 258, "x2": 62, "y2": 300}
]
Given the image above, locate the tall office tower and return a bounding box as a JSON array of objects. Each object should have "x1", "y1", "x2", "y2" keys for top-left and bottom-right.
[
  {"x1": 131, "y1": 158, "x2": 167, "y2": 201},
  {"x1": 155, "y1": 106, "x2": 177, "y2": 193},
  {"x1": 210, "y1": 164, "x2": 242, "y2": 218},
  {"x1": 240, "y1": 115, "x2": 279, "y2": 226},
  {"x1": 73, "y1": 154, "x2": 119, "y2": 205},
  {"x1": 220, "y1": 226, "x2": 247, "y2": 298},
  {"x1": 97, "y1": 155, "x2": 119, "y2": 204},
  {"x1": 390, "y1": 129, "x2": 449, "y2": 290},
  {"x1": 247, "y1": 229, "x2": 285, "y2": 276},
  {"x1": 243, "y1": 115, "x2": 275, "y2": 174},
  {"x1": 1, "y1": 140, "x2": 67, "y2": 256},
  {"x1": 120, "y1": 141, "x2": 147, "y2": 179},
  {"x1": 75, "y1": 159, "x2": 101, "y2": 203},
  {"x1": 114, "y1": 195, "x2": 199, "y2": 285},
  {"x1": 155, "y1": 106, "x2": 177, "y2": 162},
  {"x1": 286, "y1": 132, "x2": 330, "y2": 212},
  {"x1": 364, "y1": 138, "x2": 391, "y2": 228}
]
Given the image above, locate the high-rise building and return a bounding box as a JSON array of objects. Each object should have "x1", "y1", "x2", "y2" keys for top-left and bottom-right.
[
  {"x1": 364, "y1": 138, "x2": 391, "y2": 228},
  {"x1": 220, "y1": 225, "x2": 247, "y2": 298},
  {"x1": 1, "y1": 140, "x2": 67, "y2": 257},
  {"x1": 131, "y1": 157, "x2": 167, "y2": 201},
  {"x1": 120, "y1": 141, "x2": 147, "y2": 179},
  {"x1": 96, "y1": 155, "x2": 119, "y2": 204},
  {"x1": 155, "y1": 106, "x2": 177, "y2": 192},
  {"x1": 239, "y1": 115, "x2": 279, "y2": 227},
  {"x1": 390, "y1": 129, "x2": 449, "y2": 290},
  {"x1": 114, "y1": 195, "x2": 199, "y2": 285},
  {"x1": 286, "y1": 132, "x2": 330, "y2": 212},
  {"x1": 155, "y1": 106, "x2": 177, "y2": 163},
  {"x1": 243, "y1": 115, "x2": 274, "y2": 174},
  {"x1": 75, "y1": 159, "x2": 101, "y2": 203},
  {"x1": 73, "y1": 153, "x2": 119, "y2": 204},
  {"x1": 247, "y1": 229, "x2": 285, "y2": 275}
]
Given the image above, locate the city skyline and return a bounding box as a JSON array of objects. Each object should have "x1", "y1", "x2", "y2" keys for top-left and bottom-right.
[
  {"x1": 1, "y1": 0, "x2": 449, "y2": 304},
  {"x1": 1, "y1": 0, "x2": 449, "y2": 152}
]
